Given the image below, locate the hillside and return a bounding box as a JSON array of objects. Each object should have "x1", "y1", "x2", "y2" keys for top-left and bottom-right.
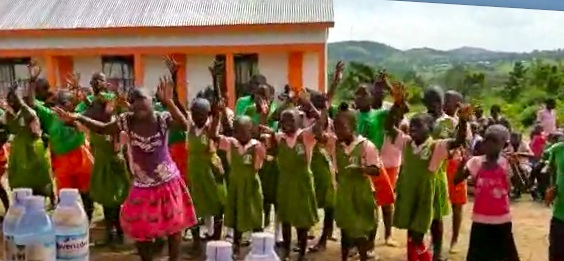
[{"x1": 327, "y1": 40, "x2": 564, "y2": 73}]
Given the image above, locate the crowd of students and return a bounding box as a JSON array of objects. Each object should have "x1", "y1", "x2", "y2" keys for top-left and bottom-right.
[{"x1": 0, "y1": 58, "x2": 562, "y2": 261}]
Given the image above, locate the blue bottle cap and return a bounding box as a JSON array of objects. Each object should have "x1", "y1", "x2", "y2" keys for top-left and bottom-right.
[
  {"x1": 25, "y1": 196, "x2": 45, "y2": 211},
  {"x1": 59, "y1": 188, "x2": 79, "y2": 205},
  {"x1": 13, "y1": 188, "x2": 32, "y2": 204}
]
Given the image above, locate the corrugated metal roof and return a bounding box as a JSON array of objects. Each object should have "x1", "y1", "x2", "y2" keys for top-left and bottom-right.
[{"x1": 0, "y1": 0, "x2": 334, "y2": 31}]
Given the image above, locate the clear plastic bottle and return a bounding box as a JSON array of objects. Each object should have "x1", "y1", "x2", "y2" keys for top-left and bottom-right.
[
  {"x1": 52, "y1": 188, "x2": 89, "y2": 261},
  {"x1": 206, "y1": 240, "x2": 233, "y2": 261},
  {"x1": 244, "y1": 232, "x2": 280, "y2": 261},
  {"x1": 3, "y1": 188, "x2": 32, "y2": 261},
  {"x1": 13, "y1": 196, "x2": 56, "y2": 261}
]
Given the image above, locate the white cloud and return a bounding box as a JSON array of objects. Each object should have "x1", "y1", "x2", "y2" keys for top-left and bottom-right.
[{"x1": 328, "y1": 0, "x2": 564, "y2": 52}]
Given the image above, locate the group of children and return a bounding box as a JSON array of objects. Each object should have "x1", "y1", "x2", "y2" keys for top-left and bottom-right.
[{"x1": 0, "y1": 58, "x2": 562, "y2": 261}]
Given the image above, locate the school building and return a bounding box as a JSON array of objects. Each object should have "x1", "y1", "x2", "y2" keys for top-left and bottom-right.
[{"x1": 0, "y1": 0, "x2": 334, "y2": 107}]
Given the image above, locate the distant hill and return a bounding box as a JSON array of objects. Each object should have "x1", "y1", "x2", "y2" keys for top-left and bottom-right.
[{"x1": 327, "y1": 40, "x2": 564, "y2": 73}]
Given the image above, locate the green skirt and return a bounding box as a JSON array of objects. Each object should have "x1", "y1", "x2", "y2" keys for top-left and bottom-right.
[
  {"x1": 433, "y1": 169, "x2": 451, "y2": 219},
  {"x1": 224, "y1": 173, "x2": 263, "y2": 232},
  {"x1": 89, "y1": 154, "x2": 130, "y2": 207},
  {"x1": 334, "y1": 176, "x2": 376, "y2": 239},
  {"x1": 276, "y1": 169, "x2": 318, "y2": 228},
  {"x1": 189, "y1": 161, "x2": 226, "y2": 218},
  {"x1": 259, "y1": 159, "x2": 278, "y2": 205},
  {"x1": 393, "y1": 172, "x2": 436, "y2": 234},
  {"x1": 8, "y1": 136, "x2": 52, "y2": 195},
  {"x1": 311, "y1": 150, "x2": 336, "y2": 209}
]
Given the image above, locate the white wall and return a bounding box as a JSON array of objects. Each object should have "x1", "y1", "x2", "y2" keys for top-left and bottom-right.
[
  {"x1": 72, "y1": 56, "x2": 101, "y2": 86},
  {"x1": 0, "y1": 29, "x2": 328, "y2": 50},
  {"x1": 143, "y1": 55, "x2": 171, "y2": 96},
  {"x1": 186, "y1": 55, "x2": 215, "y2": 101},
  {"x1": 302, "y1": 52, "x2": 319, "y2": 91},
  {"x1": 257, "y1": 53, "x2": 288, "y2": 94}
]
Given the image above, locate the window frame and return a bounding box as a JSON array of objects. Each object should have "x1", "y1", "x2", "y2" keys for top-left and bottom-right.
[
  {"x1": 101, "y1": 55, "x2": 135, "y2": 93},
  {"x1": 0, "y1": 58, "x2": 31, "y2": 96}
]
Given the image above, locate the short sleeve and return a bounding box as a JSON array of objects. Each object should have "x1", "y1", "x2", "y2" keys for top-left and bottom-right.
[
  {"x1": 428, "y1": 139, "x2": 450, "y2": 172},
  {"x1": 362, "y1": 140, "x2": 382, "y2": 167},
  {"x1": 392, "y1": 132, "x2": 411, "y2": 149},
  {"x1": 116, "y1": 113, "x2": 130, "y2": 132},
  {"x1": 465, "y1": 156, "x2": 483, "y2": 177}
]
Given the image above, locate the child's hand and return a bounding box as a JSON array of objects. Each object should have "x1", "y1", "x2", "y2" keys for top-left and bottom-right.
[
  {"x1": 52, "y1": 107, "x2": 78, "y2": 123},
  {"x1": 157, "y1": 76, "x2": 174, "y2": 102},
  {"x1": 164, "y1": 55, "x2": 179, "y2": 75},
  {"x1": 258, "y1": 125, "x2": 275, "y2": 135},
  {"x1": 390, "y1": 82, "x2": 407, "y2": 105},
  {"x1": 545, "y1": 186, "x2": 557, "y2": 206},
  {"x1": 65, "y1": 72, "x2": 81, "y2": 91},
  {"x1": 208, "y1": 59, "x2": 224, "y2": 78},
  {"x1": 27, "y1": 60, "x2": 42, "y2": 81},
  {"x1": 332, "y1": 61, "x2": 345, "y2": 84},
  {"x1": 256, "y1": 97, "x2": 269, "y2": 115}
]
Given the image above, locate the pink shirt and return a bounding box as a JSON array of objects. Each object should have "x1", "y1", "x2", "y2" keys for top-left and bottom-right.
[
  {"x1": 537, "y1": 108, "x2": 557, "y2": 134},
  {"x1": 392, "y1": 133, "x2": 450, "y2": 172},
  {"x1": 530, "y1": 134, "x2": 547, "y2": 158},
  {"x1": 276, "y1": 128, "x2": 317, "y2": 165},
  {"x1": 338, "y1": 136, "x2": 382, "y2": 168},
  {"x1": 466, "y1": 156, "x2": 512, "y2": 224},
  {"x1": 380, "y1": 136, "x2": 403, "y2": 168},
  {"x1": 218, "y1": 136, "x2": 266, "y2": 171}
]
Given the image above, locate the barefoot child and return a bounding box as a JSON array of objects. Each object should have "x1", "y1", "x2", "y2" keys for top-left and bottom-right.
[
  {"x1": 53, "y1": 80, "x2": 197, "y2": 261},
  {"x1": 261, "y1": 108, "x2": 319, "y2": 261},
  {"x1": 391, "y1": 86, "x2": 470, "y2": 261},
  {"x1": 333, "y1": 109, "x2": 380, "y2": 261},
  {"x1": 454, "y1": 124, "x2": 519, "y2": 261},
  {"x1": 213, "y1": 115, "x2": 265, "y2": 254}
]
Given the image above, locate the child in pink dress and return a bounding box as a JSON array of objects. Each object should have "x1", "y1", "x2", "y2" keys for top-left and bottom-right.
[
  {"x1": 454, "y1": 124, "x2": 519, "y2": 261},
  {"x1": 54, "y1": 82, "x2": 197, "y2": 261}
]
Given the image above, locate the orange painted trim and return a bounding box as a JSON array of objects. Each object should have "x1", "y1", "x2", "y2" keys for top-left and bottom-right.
[
  {"x1": 55, "y1": 56, "x2": 73, "y2": 87},
  {"x1": 134, "y1": 53, "x2": 144, "y2": 87},
  {"x1": 43, "y1": 55, "x2": 57, "y2": 88},
  {"x1": 225, "y1": 53, "x2": 236, "y2": 109},
  {"x1": 0, "y1": 43, "x2": 324, "y2": 58},
  {"x1": 317, "y1": 47, "x2": 327, "y2": 93},
  {"x1": 0, "y1": 23, "x2": 334, "y2": 38},
  {"x1": 287, "y1": 52, "x2": 303, "y2": 92},
  {"x1": 170, "y1": 53, "x2": 187, "y2": 107}
]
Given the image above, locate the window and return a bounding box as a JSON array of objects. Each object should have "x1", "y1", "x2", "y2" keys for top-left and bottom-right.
[
  {"x1": 0, "y1": 58, "x2": 31, "y2": 94},
  {"x1": 101, "y1": 56, "x2": 134, "y2": 92},
  {"x1": 215, "y1": 54, "x2": 259, "y2": 98}
]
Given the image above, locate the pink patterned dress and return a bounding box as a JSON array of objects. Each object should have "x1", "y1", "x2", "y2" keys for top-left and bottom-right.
[{"x1": 118, "y1": 112, "x2": 197, "y2": 241}]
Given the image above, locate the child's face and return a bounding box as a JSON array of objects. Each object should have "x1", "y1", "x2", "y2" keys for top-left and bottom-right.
[
  {"x1": 191, "y1": 106, "x2": 210, "y2": 128},
  {"x1": 354, "y1": 86, "x2": 372, "y2": 111},
  {"x1": 409, "y1": 120, "x2": 431, "y2": 144},
  {"x1": 334, "y1": 115, "x2": 353, "y2": 142},
  {"x1": 510, "y1": 133, "x2": 521, "y2": 145},
  {"x1": 280, "y1": 111, "x2": 298, "y2": 134},
  {"x1": 233, "y1": 120, "x2": 252, "y2": 145},
  {"x1": 444, "y1": 95, "x2": 460, "y2": 115},
  {"x1": 129, "y1": 92, "x2": 153, "y2": 119},
  {"x1": 424, "y1": 95, "x2": 442, "y2": 115}
]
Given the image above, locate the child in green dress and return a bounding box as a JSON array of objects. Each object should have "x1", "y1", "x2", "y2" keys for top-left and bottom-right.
[
  {"x1": 388, "y1": 86, "x2": 470, "y2": 261},
  {"x1": 187, "y1": 97, "x2": 227, "y2": 255},
  {"x1": 333, "y1": 109, "x2": 381, "y2": 261},
  {"x1": 260, "y1": 108, "x2": 319, "y2": 261},
  {"x1": 212, "y1": 115, "x2": 265, "y2": 255}
]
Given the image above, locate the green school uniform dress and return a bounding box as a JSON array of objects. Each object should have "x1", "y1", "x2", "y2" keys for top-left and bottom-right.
[
  {"x1": 244, "y1": 103, "x2": 279, "y2": 205},
  {"x1": 76, "y1": 94, "x2": 131, "y2": 207},
  {"x1": 393, "y1": 138, "x2": 437, "y2": 234},
  {"x1": 223, "y1": 140, "x2": 264, "y2": 232},
  {"x1": 276, "y1": 134, "x2": 318, "y2": 228},
  {"x1": 546, "y1": 143, "x2": 564, "y2": 221},
  {"x1": 6, "y1": 110, "x2": 52, "y2": 194},
  {"x1": 430, "y1": 115, "x2": 455, "y2": 219},
  {"x1": 311, "y1": 142, "x2": 336, "y2": 209},
  {"x1": 187, "y1": 129, "x2": 227, "y2": 218},
  {"x1": 334, "y1": 139, "x2": 376, "y2": 238}
]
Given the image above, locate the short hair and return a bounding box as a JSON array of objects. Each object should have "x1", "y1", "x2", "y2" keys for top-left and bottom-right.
[
  {"x1": 484, "y1": 124, "x2": 510, "y2": 141},
  {"x1": 410, "y1": 112, "x2": 435, "y2": 130},
  {"x1": 423, "y1": 86, "x2": 444, "y2": 105}
]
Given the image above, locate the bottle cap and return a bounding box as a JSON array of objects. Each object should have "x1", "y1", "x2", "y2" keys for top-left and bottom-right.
[
  {"x1": 249, "y1": 232, "x2": 277, "y2": 257},
  {"x1": 59, "y1": 188, "x2": 79, "y2": 205},
  {"x1": 25, "y1": 196, "x2": 45, "y2": 211},
  {"x1": 12, "y1": 188, "x2": 32, "y2": 204},
  {"x1": 206, "y1": 240, "x2": 232, "y2": 261}
]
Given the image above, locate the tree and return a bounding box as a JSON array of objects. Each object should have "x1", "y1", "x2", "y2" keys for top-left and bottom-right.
[{"x1": 504, "y1": 61, "x2": 527, "y2": 101}]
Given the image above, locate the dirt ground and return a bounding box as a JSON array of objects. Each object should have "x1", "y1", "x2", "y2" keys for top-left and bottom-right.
[{"x1": 7, "y1": 197, "x2": 547, "y2": 261}]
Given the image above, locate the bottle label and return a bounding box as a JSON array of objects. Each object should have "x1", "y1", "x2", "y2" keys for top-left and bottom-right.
[
  {"x1": 4, "y1": 235, "x2": 17, "y2": 261},
  {"x1": 55, "y1": 233, "x2": 89, "y2": 260}
]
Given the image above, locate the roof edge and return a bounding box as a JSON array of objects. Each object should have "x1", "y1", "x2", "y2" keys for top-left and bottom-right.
[{"x1": 0, "y1": 22, "x2": 334, "y2": 37}]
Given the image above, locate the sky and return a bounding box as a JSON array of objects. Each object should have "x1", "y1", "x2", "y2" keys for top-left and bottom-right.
[{"x1": 328, "y1": 0, "x2": 564, "y2": 52}]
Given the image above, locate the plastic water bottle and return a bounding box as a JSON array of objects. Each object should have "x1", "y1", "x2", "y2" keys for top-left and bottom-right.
[
  {"x1": 206, "y1": 240, "x2": 233, "y2": 261},
  {"x1": 13, "y1": 196, "x2": 56, "y2": 261},
  {"x1": 244, "y1": 232, "x2": 280, "y2": 261},
  {"x1": 53, "y1": 188, "x2": 89, "y2": 261},
  {"x1": 3, "y1": 188, "x2": 32, "y2": 261}
]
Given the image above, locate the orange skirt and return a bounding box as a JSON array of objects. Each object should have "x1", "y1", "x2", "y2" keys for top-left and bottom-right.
[
  {"x1": 447, "y1": 159, "x2": 467, "y2": 205},
  {"x1": 169, "y1": 142, "x2": 188, "y2": 185},
  {"x1": 0, "y1": 144, "x2": 8, "y2": 177},
  {"x1": 371, "y1": 168, "x2": 395, "y2": 206},
  {"x1": 385, "y1": 166, "x2": 400, "y2": 188},
  {"x1": 51, "y1": 145, "x2": 93, "y2": 193}
]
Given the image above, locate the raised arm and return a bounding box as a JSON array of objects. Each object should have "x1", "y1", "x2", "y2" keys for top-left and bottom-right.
[
  {"x1": 447, "y1": 104, "x2": 471, "y2": 150},
  {"x1": 157, "y1": 76, "x2": 189, "y2": 130},
  {"x1": 325, "y1": 61, "x2": 344, "y2": 104},
  {"x1": 52, "y1": 107, "x2": 120, "y2": 135}
]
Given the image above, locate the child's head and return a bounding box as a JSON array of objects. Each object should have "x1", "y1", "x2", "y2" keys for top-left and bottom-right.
[
  {"x1": 233, "y1": 116, "x2": 253, "y2": 145},
  {"x1": 128, "y1": 88, "x2": 154, "y2": 119},
  {"x1": 34, "y1": 78, "x2": 51, "y2": 101},
  {"x1": 470, "y1": 122, "x2": 480, "y2": 136},
  {"x1": 409, "y1": 113, "x2": 435, "y2": 144},
  {"x1": 190, "y1": 98, "x2": 211, "y2": 128},
  {"x1": 482, "y1": 124, "x2": 510, "y2": 159},
  {"x1": 545, "y1": 98, "x2": 556, "y2": 110},
  {"x1": 548, "y1": 131, "x2": 564, "y2": 144},
  {"x1": 279, "y1": 108, "x2": 301, "y2": 135},
  {"x1": 253, "y1": 84, "x2": 270, "y2": 104},
  {"x1": 371, "y1": 82, "x2": 386, "y2": 108},
  {"x1": 6, "y1": 85, "x2": 20, "y2": 111},
  {"x1": 89, "y1": 72, "x2": 107, "y2": 94},
  {"x1": 531, "y1": 124, "x2": 543, "y2": 136},
  {"x1": 474, "y1": 105, "x2": 483, "y2": 118},
  {"x1": 54, "y1": 89, "x2": 76, "y2": 112},
  {"x1": 490, "y1": 104, "x2": 501, "y2": 118},
  {"x1": 510, "y1": 132, "x2": 521, "y2": 146},
  {"x1": 307, "y1": 89, "x2": 327, "y2": 110},
  {"x1": 334, "y1": 109, "x2": 357, "y2": 143},
  {"x1": 444, "y1": 90, "x2": 462, "y2": 116},
  {"x1": 422, "y1": 86, "x2": 444, "y2": 116},
  {"x1": 354, "y1": 83, "x2": 372, "y2": 112}
]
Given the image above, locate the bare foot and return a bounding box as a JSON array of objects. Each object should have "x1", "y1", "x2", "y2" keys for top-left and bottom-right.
[
  {"x1": 449, "y1": 241, "x2": 460, "y2": 254},
  {"x1": 384, "y1": 237, "x2": 399, "y2": 247}
]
